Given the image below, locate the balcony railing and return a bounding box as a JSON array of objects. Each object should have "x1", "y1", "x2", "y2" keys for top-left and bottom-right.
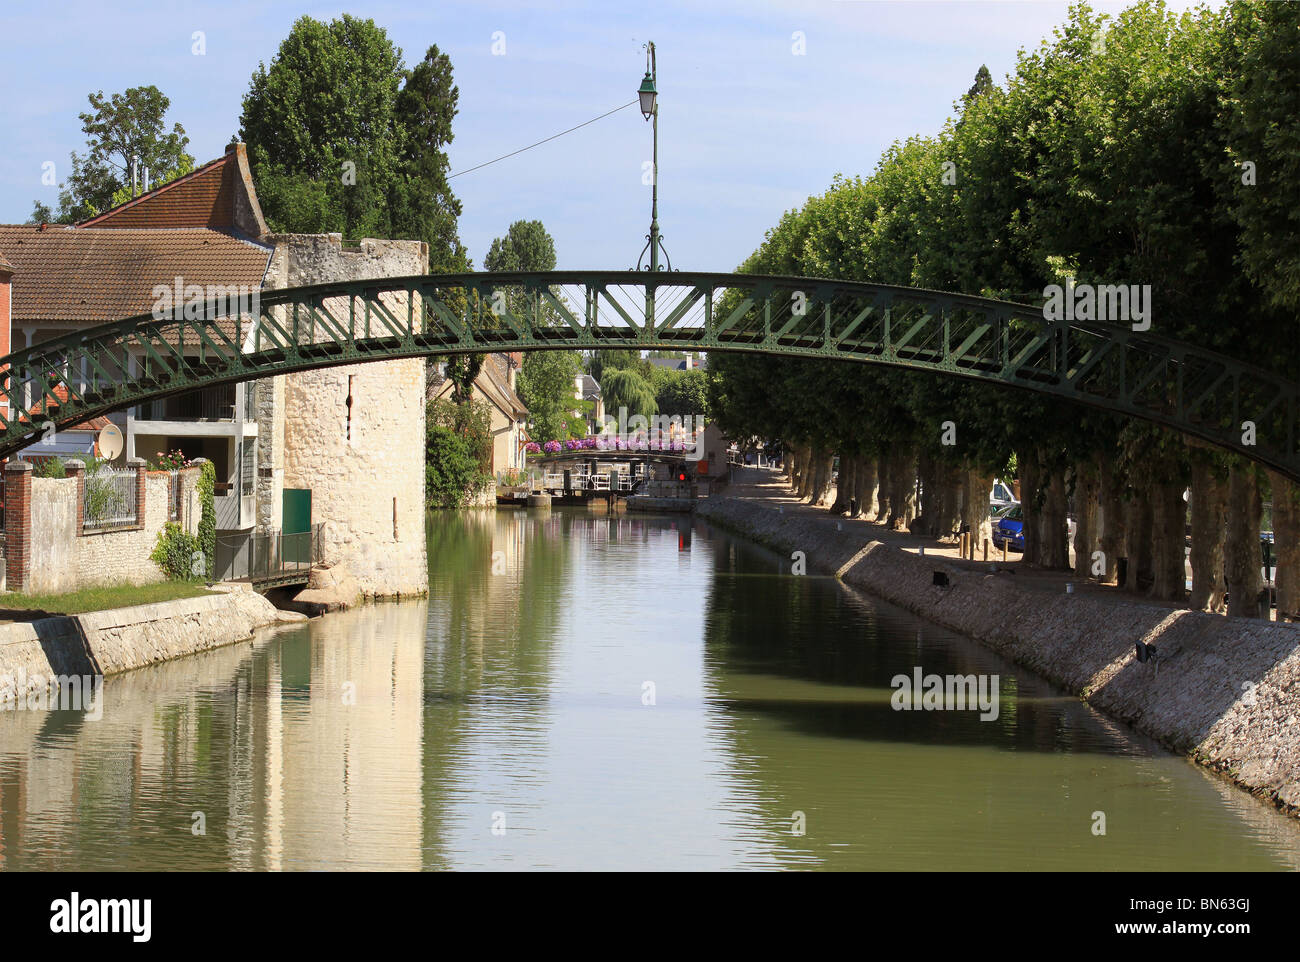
[{"x1": 137, "y1": 385, "x2": 236, "y2": 422}]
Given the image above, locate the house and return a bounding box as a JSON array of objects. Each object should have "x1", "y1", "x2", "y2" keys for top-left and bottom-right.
[
  {"x1": 575, "y1": 373, "x2": 603, "y2": 435},
  {"x1": 2, "y1": 144, "x2": 431, "y2": 597},
  {"x1": 0, "y1": 250, "x2": 12, "y2": 420},
  {"x1": 0, "y1": 144, "x2": 271, "y2": 533},
  {"x1": 428, "y1": 353, "x2": 530, "y2": 477},
  {"x1": 645, "y1": 351, "x2": 707, "y2": 372}
]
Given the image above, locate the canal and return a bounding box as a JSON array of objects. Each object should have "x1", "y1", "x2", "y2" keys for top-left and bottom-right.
[{"x1": 2, "y1": 508, "x2": 1300, "y2": 870}]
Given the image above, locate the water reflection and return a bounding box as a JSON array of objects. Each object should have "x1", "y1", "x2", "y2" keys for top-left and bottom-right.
[{"x1": 1, "y1": 509, "x2": 1298, "y2": 870}]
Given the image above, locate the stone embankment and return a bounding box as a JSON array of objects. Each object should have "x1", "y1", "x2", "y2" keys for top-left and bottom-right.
[
  {"x1": 698, "y1": 491, "x2": 1300, "y2": 816},
  {"x1": 0, "y1": 585, "x2": 287, "y2": 702}
]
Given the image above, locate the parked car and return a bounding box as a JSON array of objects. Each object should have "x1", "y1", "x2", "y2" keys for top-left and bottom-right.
[
  {"x1": 990, "y1": 503, "x2": 1077, "y2": 554},
  {"x1": 991, "y1": 502, "x2": 1024, "y2": 552},
  {"x1": 989, "y1": 479, "x2": 1017, "y2": 513}
]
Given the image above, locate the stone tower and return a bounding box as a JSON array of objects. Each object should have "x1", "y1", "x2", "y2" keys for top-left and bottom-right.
[{"x1": 259, "y1": 234, "x2": 428, "y2": 598}]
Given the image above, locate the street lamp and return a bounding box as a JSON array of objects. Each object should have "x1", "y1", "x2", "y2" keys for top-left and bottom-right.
[
  {"x1": 636, "y1": 42, "x2": 671, "y2": 273},
  {"x1": 638, "y1": 71, "x2": 656, "y2": 120}
]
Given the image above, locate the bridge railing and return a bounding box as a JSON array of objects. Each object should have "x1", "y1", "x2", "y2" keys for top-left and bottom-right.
[
  {"x1": 3, "y1": 271, "x2": 1299, "y2": 480},
  {"x1": 214, "y1": 523, "x2": 322, "y2": 584}
]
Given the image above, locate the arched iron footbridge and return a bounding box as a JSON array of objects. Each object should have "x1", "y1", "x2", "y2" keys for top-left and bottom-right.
[{"x1": 2, "y1": 270, "x2": 1296, "y2": 479}]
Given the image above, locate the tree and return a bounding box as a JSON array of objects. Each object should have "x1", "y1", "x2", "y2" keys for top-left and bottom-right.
[
  {"x1": 588, "y1": 349, "x2": 654, "y2": 383},
  {"x1": 391, "y1": 44, "x2": 468, "y2": 274},
  {"x1": 518, "y1": 351, "x2": 584, "y2": 442},
  {"x1": 241, "y1": 15, "x2": 405, "y2": 239},
  {"x1": 1222, "y1": 0, "x2": 1300, "y2": 313},
  {"x1": 601, "y1": 369, "x2": 657, "y2": 420},
  {"x1": 444, "y1": 218, "x2": 564, "y2": 404},
  {"x1": 425, "y1": 398, "x2": 494, "y2": 508},
  {"x1": 32, "y1": 85, "x2": 194, "y2": 223},
  {"x1": 655, "y1": 369, "x2": 710, "y2": 420},
  {"x1": 240, "y1": 15, "x2": 465, "y2": 270},
  {"x1": 484, "y1": 219, "x2": 557, "y2": 273},
  {"x1": 964, "y1": 64, "x2": 993, "y2": 105}
]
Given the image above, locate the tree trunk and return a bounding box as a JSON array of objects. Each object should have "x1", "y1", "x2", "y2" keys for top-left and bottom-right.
[
  {"x1": 805, "y1": 449, "x2": 823, "y2": 503},
  {"x1": 1097, "y1": 451, "x2": 1124, "y2": 584},
  {"x1": 1041, "y1": 466, "x2": 1071, "y2": 569},
  {"x1": 1125, "y1": 483, "x2": 1154, "y2": 593},
  {"x1": 887, "y1": 446, "x2": 917, "y2": 530},
  {"x1": 1225, "y1": 461, "x2": 1263, "y2": 618},
  {"x1": 787, "y1": 443, "x2": 802, "y2": 489},
  {"x1": 854, "y1": 455, "x2": 877, "y2": 519},
  {"x1": 874, "y1": 452, "x2": 892, "y2": 523},
  {"x1": 1189, "y1": 457, "x2": 1226, "y2": 612},
  {"x1": 1073, "y1": 458, "x2": 1099, "y2": 579},
  {"x1": 1269, "y1": 471, "x2": 1300, "y2": 621},
  {"x1": 933, "y1": 460, "x2": 963, "y2": 542},
  {"x1": 962, "y1": 468, "x2": 993, "y2": 559},
  {"x1": 830, "y1": 455, "x2": 854, "y2": 514},
  {"x1": 1150, "y1": 478, "x2": 1187, "y2": 602},
  {"x1": 796, "y1": 444, "x2": 813, "y2": 499},
  {"x1": 916, "y1": 451, "x2": 939, "y2": 536},
  {"x1": 1019, "y1": 448, "x2": 1040, "y2": 563},
  {"x1": 812, "y1": 451, "x2": 835, "y2": 505}
]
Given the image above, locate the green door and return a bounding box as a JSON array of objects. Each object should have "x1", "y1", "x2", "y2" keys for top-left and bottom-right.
[{"x1": 283, "y1": 488, "x2": 312, "y2": 564}]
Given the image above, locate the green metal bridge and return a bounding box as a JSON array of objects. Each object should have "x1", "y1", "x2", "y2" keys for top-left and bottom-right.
[{"x1": 2, "y1": 270, "x2": 1297, "y2": 479}]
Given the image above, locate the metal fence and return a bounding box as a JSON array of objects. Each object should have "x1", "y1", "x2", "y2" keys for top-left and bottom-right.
[
  {"x1": 82, "y1": 469, "x2": 137, "y2": 529},
  {"x1": 168, "y1": 471, "x2": 183, "y2": 522},
  {"x1": 214, "y1": 524, "x2": 323, "y2": 583}
]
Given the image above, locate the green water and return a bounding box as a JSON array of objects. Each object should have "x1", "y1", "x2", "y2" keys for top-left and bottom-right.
[{"x1": 2, "y1": 508, "x2": 1298, "y2": 870}]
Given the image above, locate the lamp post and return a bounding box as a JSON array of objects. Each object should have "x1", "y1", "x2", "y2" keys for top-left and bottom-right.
[{"x1": 636, "y1": 42, "x2": 671, "y2": 274}]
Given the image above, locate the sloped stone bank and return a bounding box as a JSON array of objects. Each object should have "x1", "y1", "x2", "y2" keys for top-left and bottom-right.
[
  {"x1": 0, "y1": 586, "x2": 279, "y2": 702},
  {"x1": 698, "y1": 497, "x2": 1300, "y2": 816}
]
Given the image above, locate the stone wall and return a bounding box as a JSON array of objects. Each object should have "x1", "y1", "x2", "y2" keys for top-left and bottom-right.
[
  {"x1": 698, "y1": 495, "x2": 1300, "y2": 817},
  {"x1": 0, "y1": 586, "x2": 279, "y2": 703},
  {"x1": 29, "y1": 477, "x2": 77, "y2": 593},
  {"x1": 10, "y1": 465, "x2": 200, "y2": 594},
  {"x1": 262, "y1": 234, "x2": 428, "y2": 599},
  {"x1": 75, "y1": 473, "x2": 183, "y2": 588}
]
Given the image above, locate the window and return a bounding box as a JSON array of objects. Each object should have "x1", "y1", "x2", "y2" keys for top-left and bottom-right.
[{"x1": 239, "y1": 439, "x2": 255, "y2": 496}]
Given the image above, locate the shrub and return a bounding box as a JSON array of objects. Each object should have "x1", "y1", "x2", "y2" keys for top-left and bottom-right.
[
  {"x1": 425, "y1": 397, "x2": 495, "y2": 507},
  {"x1": 150, "y1": 522, "x2": 202, "y2": 580}
]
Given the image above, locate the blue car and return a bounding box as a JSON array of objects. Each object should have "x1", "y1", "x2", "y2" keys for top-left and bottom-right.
[{"x1": 991, "y1": 502, "x2": 1024, "y2": 552}]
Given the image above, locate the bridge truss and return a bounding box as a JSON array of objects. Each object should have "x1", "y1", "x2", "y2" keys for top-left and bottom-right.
[{"x1": 1, "y1": 271, "x2": 1295, "y2": 478}]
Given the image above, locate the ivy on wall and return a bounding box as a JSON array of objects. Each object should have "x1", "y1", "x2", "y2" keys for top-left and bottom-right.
[{"x1": 198, "y1": 461, "x2": 216, "y2": 580}]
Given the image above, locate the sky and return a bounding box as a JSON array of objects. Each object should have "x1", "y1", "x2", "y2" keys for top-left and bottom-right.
[{"x1": 0, "y1": 0, "x2": 1220, "y2": 273}]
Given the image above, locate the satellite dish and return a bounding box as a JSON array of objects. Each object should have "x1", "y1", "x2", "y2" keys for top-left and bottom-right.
[{"x1": 97, "y1": 423, "x2": 124, "y2": 461}]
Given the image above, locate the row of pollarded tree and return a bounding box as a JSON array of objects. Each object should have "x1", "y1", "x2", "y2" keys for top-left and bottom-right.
[
  {"x1": 776, "y1": 426, "x2": 1295, "y2": 621},
  {"x1": 706, "y1": 2, "x2": 1300, "y2": 625}
]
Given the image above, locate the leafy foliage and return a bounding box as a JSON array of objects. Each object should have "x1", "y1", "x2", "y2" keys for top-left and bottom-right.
[
  {"x1": 601, "y1": 369, "x2": 657, "y2": 420},
  {"x1": 518, "y1": 350, "x2": 586, "y2": 442},
  {"x1": 150, "y1": 522, "x2": 202, "y2": 581},
  {"x1": 654, "y1": 369, "x2": 711, "y2": 420},
  {"x1": 425, "y1": 398, "x2": 495, "y2": 508},
  {"x1": 710, "y1": 0, "x2": 1292, "y2": 497},
  {"x1": 30, "y1": 85, "x2": 194, "y2": 224},
  {"x1": 240, "y1": 15, "x2": 464, "y2": 269},
  {"x1": 198, "y1": 461, "x2": 216, "y2": 580}
]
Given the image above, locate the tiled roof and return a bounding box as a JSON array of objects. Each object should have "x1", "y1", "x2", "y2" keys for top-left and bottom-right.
[
  {"x1": 0, "y1": 250, "x2": 13, "y2": 274},
  {"x1": 23, "y1": 384, "x2": 111, "y2": 432},
  {"x1": 426, "y1": 354, "x2": 528, "y2": 421},
  {"x1": 481, "y1": 353, "x2": 528, "y2": 420},
  {"x1": 77, "y1": 144, "x2": 268, "y2": 237},
  {"x1": 0, "y1": 225, "x2": 271, "y2": 324}
]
